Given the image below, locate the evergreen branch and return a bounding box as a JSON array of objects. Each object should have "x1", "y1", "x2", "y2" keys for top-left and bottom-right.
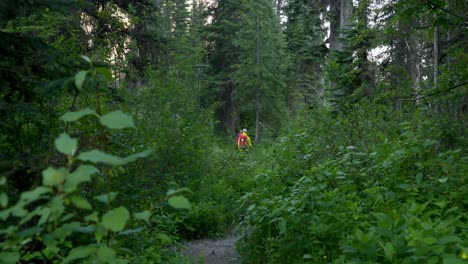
[
  {"x1": 426, "y1": 0, "x2": 467, "y2": 21},
  {"x1": 398, "y1": 82, "x2": 467, "y2": 102}
]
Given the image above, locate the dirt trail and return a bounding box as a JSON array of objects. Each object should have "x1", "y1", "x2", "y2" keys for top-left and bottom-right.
[{"x1": 181, "y1": 235, "x2": 241, "y2": 264}]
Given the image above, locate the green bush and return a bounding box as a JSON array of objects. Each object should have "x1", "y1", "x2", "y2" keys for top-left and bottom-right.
[
  {"x1": 0, "y1": 64, "x2": 193, "y2": 263},
  {"x1": 236, "y1": 105, "x2": 468, "y2": 263}
]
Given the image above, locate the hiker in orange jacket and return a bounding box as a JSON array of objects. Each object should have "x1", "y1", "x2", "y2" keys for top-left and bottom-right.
[{"x1": 236, "y1": 129, "x2": 252, "y2": 152}]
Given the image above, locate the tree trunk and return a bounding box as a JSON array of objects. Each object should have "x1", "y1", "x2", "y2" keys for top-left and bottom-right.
[
  {"x1": 357, "y1": 0, "x2": 372, "y2": 98},
  {"x1": 337, "y1": 0, "x2": 353, "y2": 51},
  {"x1": 329, "y1": 0, "x2": 340, "y2": 51},
  {"x1": 255, "y1": 14, "x2": 260, "y2": 144},
  {"x1": 434, "y1": 23, "x2": 439, "y2": 86},
  {"x1": 393, "y1": 18, "x2": 406, "y2": 113},
  {"x1": 255, "y1": 92, "x2": 260, "y2": 144},
  {"x1": 276, "y1": 0, "x2": 283, "y2": 17},
  {"x1": 406, "y1": 22, "x2": 421, "y2": 95}
]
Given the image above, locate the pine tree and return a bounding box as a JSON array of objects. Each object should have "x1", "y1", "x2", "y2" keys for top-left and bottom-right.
[
  {"x1": 232, "y1": 0, "x2": 288, "y2": 143},
  {"x1": 376, "y1": 0, "x2": 467, "y2": 114},
  {"x1": 284, "y1": 0, "x2": 328, "y2": 110},
  {"x1": 204, "y1": 0, "x2": 244, "y2": 135},
  {"x1": 325, "y1": 0, "x2": 357, "y2": 108}
]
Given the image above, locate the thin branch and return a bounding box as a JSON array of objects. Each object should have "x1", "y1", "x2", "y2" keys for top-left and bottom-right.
[
  {"x1": 397, "y1": 82, "x2": 468, "y2": 102},
  {"x1": 426, "y1": 0, "x2": 467, "y2": 21}
]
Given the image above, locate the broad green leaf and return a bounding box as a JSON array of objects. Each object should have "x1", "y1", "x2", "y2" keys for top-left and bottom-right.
[
  {"x1": 119, "y1": 228, "x2": 143, "y2": 235},
  {"x1": 64, "y1": 222, "x2": 92, "y2": 234},
  {"x1": 84, "y1": 212, "x2": 99, "y2": 222},
  {"x1": 123, "y1": 149, "x2": 152, "y2": 163},
  {"x1": 382, "y1": 242, "x2": 395, "y2": 261},
  {"x1": 10, "y1": 205, "x2": 27, "y2": 217},
  {"x1": 422, "y1": 237, "x2": 438, "y2": 245},
  {"x1": 20, "y1": 206, "x2": 46, "y2": 225},
  {"x1": 166, "y1": 188, "x2": 191, "y2": 197},
  {"x1": 0, "y1": 252, "x2": 20, "y2": 264},
  {"x1": 156, "y1": 233, "x2": 172, "y2": 245},
  {"x1": 94, "y1": 224, "x2": 106, "y2": 244},
  {"x1": 102, "y1": 207, "x2": 129, "y2": 232},
  {"x1": 442, "y1": 254, "x2": 466, "y2": 264},
  {"x1": 438, "y1": 235, "x2": 462, "y2": 244},
  {"x1": 43, "y1": 245, "x2": 60, "y2": 257},
  {"x1": 64, "y1": 165, "x2": 98, "y2": 193},
  {"x1": 98, "y1": 246, "x2": 116, "y2": 262},
  {"x1": 78, "y1": 150, "x2": 124, "y2": 166},
  {"x1": 95, "y1": 192, "x2": 118, "y2": 204},
  {"x1": 60, "y1": 108, "x2": 97, "y2": 122},
  {"x1": 80, "y1": 55, "x2": 91, "y2": 63},
  {"x1": 0, "y1": 193, "x2": 8, "y2": 208},
  {"x1": 62, "y1": 246, "x2": 97, "y2": 263},
  {"x1": 70, "y1": 196, "x2": 92, "y2": 210},
  {"x1": 96, "y1": 67, "x2": 112, "y2": 81},
  {"x1": 75, "y1": 70, "x2": 87, "y2": 91},
  {"x1": 134, "y1": 210, "x2": 151, "y2": 224},
  {"x1": 52, "y1": 224, "x2": 74, "y2": 240},
  {"x1": 18, "y1": 226, "x2": 42, "y2": 237},
  {"x1": 167, "y1": 196, "x2": 191, "y2": 209},
  {"x1": 20, "y1": 186, "x2": 51, "y2": 204},
  {"x1": 42, "y1": 167, "x2": 67, "y2": 187},
  {"x1": 49, "y1": 196, "x2": 65, "y2": 220},
  {"x1": 0, "y1": 208, "x2": 9, "y2": 219},
  {"x1": 100, "y1": 110, "x2": 135, "y2": 129},
  {"x1": 0, "y1": 177, "x2": 6, "y2": 185},
  {"x1": 38, "y1": 208, "x2": 51, "y2": 226},
  {"x1": 439, "y1": 177, "x2": 448, "y2": 183},
  {"x1": 55, "y1": 133, "x2": 78, "y2": 156}
]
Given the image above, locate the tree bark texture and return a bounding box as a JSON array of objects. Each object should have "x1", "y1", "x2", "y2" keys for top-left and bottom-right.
[
  {"x1": 329, "y1": 0, "x2": 340, "y2": 51},
  {"x1": 255, "y1": 14, "x2": 260, "y2": 144},
  {"x1": 337, "y1": 0, "x2": 353, "y2": 51}
]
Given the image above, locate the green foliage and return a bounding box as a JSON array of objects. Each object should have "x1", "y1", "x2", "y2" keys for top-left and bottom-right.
[
  {"x1": 236, "y1": 105, "x2": 467, "y2": 263},
  {"x1": 283, "y1": 0, "x2": 327, "y2": 109},
  {"x1": 0, "y1": 114, "x2": 130, "y2": 262},
  {"x1": 1, "y1": 0, "x2": 467, "y2": 263},
  {"x1": 173, "y1": 145, "x2": 258, "y2": 240},
  {"x1": 232, "y1": 0, "x2": 289, "y2": 136},
  {"x1": 0, "y1": 59, "x2": 192, "y2": 262}
]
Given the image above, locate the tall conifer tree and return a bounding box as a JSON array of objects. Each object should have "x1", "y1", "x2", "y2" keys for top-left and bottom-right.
[
  {"x1": 284, "y1": 0, "x2": 328, "y2": 110},
  {"x1": 204, "y1": 0, "x2": 244, "y2": 135},
  {"x1": 233, "y1": 0, "x2": 288, "y2": 143}
]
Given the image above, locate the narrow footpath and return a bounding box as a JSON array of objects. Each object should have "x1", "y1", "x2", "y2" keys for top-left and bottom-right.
[{"x1": 181, "y1": 235, "x2": 240, "y2": 264}]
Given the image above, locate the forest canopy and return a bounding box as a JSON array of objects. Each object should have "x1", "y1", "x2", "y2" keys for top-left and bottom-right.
[{"x1": 0, "y1": 0, "x2": 466, "y2": 263}]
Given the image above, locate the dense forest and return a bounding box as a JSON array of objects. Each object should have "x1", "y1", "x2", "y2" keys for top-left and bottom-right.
[{"x1": 0, "y1": 0, "x2": 466, "y2": 263}]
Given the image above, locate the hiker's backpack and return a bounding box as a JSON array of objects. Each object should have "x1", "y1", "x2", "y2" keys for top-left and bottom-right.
[{"x1": 239, "y1": 134, "x2": 248, "y2": 149}]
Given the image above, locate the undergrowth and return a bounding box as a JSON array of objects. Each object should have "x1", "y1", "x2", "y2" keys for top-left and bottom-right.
[{"x1": 235, "y1": 104, "x2": 468, "y2": 263}]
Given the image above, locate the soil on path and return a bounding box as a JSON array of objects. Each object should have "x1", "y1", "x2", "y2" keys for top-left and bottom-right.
[{"x1": 181, "y1": 235, "x2": 241, "y2": 264}]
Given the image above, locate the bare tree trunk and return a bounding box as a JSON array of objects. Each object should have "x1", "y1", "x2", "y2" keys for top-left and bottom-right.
[
  {"x1": 406, "y1": 26, "x2": 421, "y2": 94},
  {"x1": 329, "y1": 0, "x2": 340, "y2": 51},
  {"x1": 445, "y1": 0, "x2": 452, "y2": 68},
  {"x1": 255, "y1": 14, "x2": 260, "y2": 144},
  {"x1": 433, "y1": 22, "x2": 440, "y2": 115},
  {"x1": 255, "y1": 93, "x2": 260, "y2": 144},
  {"x1": 357, "y1": 0, "x2": 372, "y2": 98},
  {"x1": 337, "y1": 0, "x2": 353, "y2": 51},
  {"x1": 276, "y1": 0, "x2": 283, "y2": 17},
  {"x1": 434, "y1": 22, "x2": 439, "y2": 85},
  {"x1": 393, "y1": 18, "x2": 406, "y2": 113}
]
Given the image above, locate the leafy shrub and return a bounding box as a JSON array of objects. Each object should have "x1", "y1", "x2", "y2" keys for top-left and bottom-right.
[
  {"x1": 0, "y1": 64, "x2": 192, "y2": 263},
  {"x1": 176, "y1": 146, "x2": 259, "y2": 239},
  {"x1": 236, "y1": 105, "x2": 467, "y2": 263}
]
